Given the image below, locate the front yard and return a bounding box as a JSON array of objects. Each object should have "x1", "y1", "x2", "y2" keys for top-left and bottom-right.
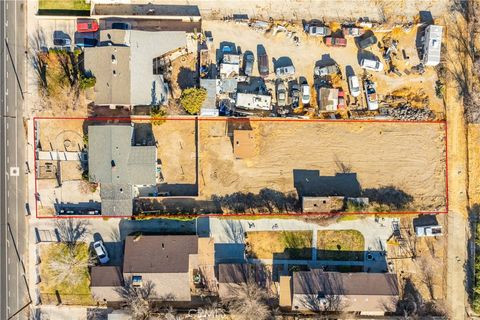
[
  {"x1": 39, "y1": 243, "x2": 95, "y2": 305},
  {"x1": 38, "y1": 0, "x2": 90, "y2": 11},
  {"x1": 246, "y1": 231, "x2": 312, "y2": 260},
  {"x1": 317, "y1": 230, "x2": 365, "y2": 261}
]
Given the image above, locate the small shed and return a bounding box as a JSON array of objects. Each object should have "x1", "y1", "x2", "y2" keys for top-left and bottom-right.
[
  {"x1": 422, "y1": 25, "x2": 443, "y2": 66},
  {"x1": 302, "y1": 196, "x2": 344, "y2": 213},
  {"x1": 233, "y1": 130, "x2": 256, "y2": 159},
  {"x1": 318, "y1": 88, "x2": 339, "y2": 111}
]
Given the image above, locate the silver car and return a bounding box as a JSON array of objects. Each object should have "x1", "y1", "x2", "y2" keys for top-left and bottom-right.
[
  {"x1": 93, "y1": 240, "x2": 110, "y2": 264},
  {"x1": 244, "y1": 52, "x2": 254, "y2": 76},
  {"x1": 276, "y1": 80, "x2": 287, "y2": 107}
]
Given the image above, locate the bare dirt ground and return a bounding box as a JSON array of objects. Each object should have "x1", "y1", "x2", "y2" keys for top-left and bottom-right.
[
  {"x1": 37, "y1": 119, "x2": 85, "y2": 152},
  {"x1": 468, "y1": 125, "x2": 480, "y2": 207},
  {"x1": 203, "y1": 20, "x2": 444, "y2": 115},
  {"x1": 198, "y1": 120, "x2": 446, "y2": 212}
]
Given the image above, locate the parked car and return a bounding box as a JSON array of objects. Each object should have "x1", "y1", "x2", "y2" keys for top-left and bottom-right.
[
  {"x1": 275, "y1": 65, "x2": 295, "y2": 77},
  {"x1": 348, "y1": 75, "x2": 361, "y2": 97},
  {"x1": 342, "y1": 26, "x2": 365, "y2": 37},
  {"x1": 111, "y1": 22, "x2": 131, "y2": 30},
  {"x1": 360, "y1": 58, "x2": 384, "y2": 72},
  {"x1": 301, "y1": 82, "x2": 310, "y2": 105},
  {"x1": 93, "y1": 240, "x2": 110, "y2": 264},
  {"x1": 53, "y1": 31, "x2": 71, "y2": 48},
  {"x1": 314, "y1": 64, "x2": 340, "y2": 77},
  {"x1": 75, "y1": 32, "x2": 98, "y2": 47},
  {"x1": 291, "y1": 82, "x2": 300, "y2": 108},
  {"x1": 258, "y1": 52, "x2": 269, "y2": 77},
  {"x1": 77, "y1": 19, "x2": 99, "y2": 33},
  {"x1": 276, "y1": 80, "x2": 287, "y2": 107},
  {"x1": 324, "y1": 36, "x2": 347, "y2": 47},
  {"x1": 364, "y1": 79, "x2": 379, "y2": 110},
  {"x1": 305, "y1": 24, "x2": 331, "y2": 36},
  {"x1": 244, "y1": 52, "x2": 254, "y2": 76},
  {"x1": 357, "y1": 33, "x2": 377, "y2": 49}
]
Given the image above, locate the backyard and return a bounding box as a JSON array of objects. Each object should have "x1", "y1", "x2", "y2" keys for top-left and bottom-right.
[
  {"x1": 317, "y1": 229, "x2": 365, "y2": 261},
  {"x1": 246, "y1": 231, "x2": 313, "y2": 260},
  {"x1": 38, "y1": 0, "x2": 90, "y2": 11},
  {"x1": 39, "y1": 243, "x2": 95, "y2": 305}
]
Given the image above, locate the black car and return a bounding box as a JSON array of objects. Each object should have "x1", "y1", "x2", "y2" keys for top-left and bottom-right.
[
  {"x1": 53, "y1": 38, "x2": 71, "y2": 47},
  {"x1": 357, "y1": 34, "x2": 378, "y2": 49},
  {"x1": 112, "y1": 22, "x2": 130, "y2": 30},
  {"x1": 75, "y1": 32, "x2": 99, "y2": 47},
  {"x1": 258, "y1": 53, "x2": 269, "y2": 77}
]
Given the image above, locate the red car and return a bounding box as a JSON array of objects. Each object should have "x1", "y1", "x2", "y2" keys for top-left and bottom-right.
[
  {"x1": 337, "y1": 89, "x2": 346, "y2": 109},
  {"x1": 324, "y1": 36, "x2": 347, "y2": 47},
  {"x1": 77, "y1": 19, "x2": 99, "y2": 33}
]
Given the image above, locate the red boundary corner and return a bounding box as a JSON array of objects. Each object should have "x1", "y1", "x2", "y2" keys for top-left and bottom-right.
[{"x1": 33, "y1": 116, "x2": 449, "y2": 219}]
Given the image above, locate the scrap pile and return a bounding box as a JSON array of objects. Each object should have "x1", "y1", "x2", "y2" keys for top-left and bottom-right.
[{"x1": 380, "y1": 105, "x2": 435, "y2": 121}]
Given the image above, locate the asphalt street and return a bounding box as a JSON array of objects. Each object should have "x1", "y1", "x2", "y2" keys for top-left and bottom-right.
[{"x1": 1, "y1": 0, "x2": 29, "y2": 319}]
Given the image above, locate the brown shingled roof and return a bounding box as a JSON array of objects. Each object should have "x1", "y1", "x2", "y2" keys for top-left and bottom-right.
[
  {"x1": 123, "y1": 235, "x2": 198, "y2": 274},
  {"x1": 91, "y1": 266, "x2": 124, "y2": 287}
]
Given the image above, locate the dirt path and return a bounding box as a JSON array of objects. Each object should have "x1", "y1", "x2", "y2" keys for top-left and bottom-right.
[{"x1": 444, "y1": 13, "x2": 469, "y2": 320}]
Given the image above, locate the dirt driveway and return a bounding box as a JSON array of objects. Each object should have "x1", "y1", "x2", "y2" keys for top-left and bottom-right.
[{"x1": 198, "y1": 119, "x2": 446, "y2": 212}]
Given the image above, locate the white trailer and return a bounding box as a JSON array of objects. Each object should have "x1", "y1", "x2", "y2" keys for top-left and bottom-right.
[{"x1": 422, "y1": 25, "x2": 443, "y2": 66}]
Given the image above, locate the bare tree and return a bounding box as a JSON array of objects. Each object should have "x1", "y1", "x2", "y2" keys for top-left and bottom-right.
[
  {"x1": 117, "y1": 278, "x2": 156, "y2": 320},
  {"x1": 224, "y1": 280, "x2": 270, "y2": 320},
  {"x1": 47, "y1": 243, "x2": 95, "y2": 287},
  {"x1": 55, "y1": 219, "x2": 90, "y2": 249},
  {"x1": 299, "y1": 293, "x2": 346, "y2": 312},
  {"x1": 28, "y1": 29, "x2": 48, "y2": 91}
]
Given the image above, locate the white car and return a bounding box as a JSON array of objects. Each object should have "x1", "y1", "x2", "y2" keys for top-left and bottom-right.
[
  {"x1": 348, "y1": 75, "x2": 361, "y2": 97},
  {"x1": 360, "y1": 59, "x2": 384, "y2": 72},
  {"x1": 301, "y1": 83, "x2": 310, "y2": 105},
  {"x1": 93, "y1": 240, "x2": 110, "y2": 264}
]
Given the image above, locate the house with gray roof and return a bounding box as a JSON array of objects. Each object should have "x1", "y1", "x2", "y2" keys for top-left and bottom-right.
[
  {"x1": 88, "y1": 124, "x2": 157, "y2": 216},
  {"x1": 84, "y1": 29, "x2": 186, "y2": 107}
]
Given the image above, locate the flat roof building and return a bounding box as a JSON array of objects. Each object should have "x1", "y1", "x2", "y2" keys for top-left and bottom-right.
[
  {"x1": 235, "y1": 93, "x2": 272, "y2": 111},
  {"x1": 422, "y1": 25, "x2": 443, "y2": 67}
]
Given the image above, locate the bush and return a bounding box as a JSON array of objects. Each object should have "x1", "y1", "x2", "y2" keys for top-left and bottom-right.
[
  {"x1": 179, "y1": 87, "x2": 207, "y2": 115},
  {"x1": 79, "y1": 76, "x2": 96, "y2": 90},
  {"x1": 150, "y1": 106, "x2": 167, "y2": 125}
]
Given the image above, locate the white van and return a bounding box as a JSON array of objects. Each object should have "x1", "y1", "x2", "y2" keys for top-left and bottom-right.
[
  {"x1": 360, "y1": 59, "x2": 384, "y2": 72},
  {"x1": 348, "y1": 75, "x2": 361, "y2": 97},
  {"x1": 275, "y1": 65, "x2": 295, "y2": 77}
]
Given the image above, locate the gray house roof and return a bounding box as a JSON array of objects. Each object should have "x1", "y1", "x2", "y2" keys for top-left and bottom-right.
[
  {"x1": 88, "y1": 125, "x2": 156, "y2": 185},
  {"x1": 100, "y1": 183, "x2": 134, "y2": 216},
  {"x1": 84, "y1": 30, "x2": 186, "y2": 106}
]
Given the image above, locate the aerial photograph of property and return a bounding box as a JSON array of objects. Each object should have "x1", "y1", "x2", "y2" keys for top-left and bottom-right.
[{"x1": 0, "y1": 0, "x2": 479, "y2": 319}]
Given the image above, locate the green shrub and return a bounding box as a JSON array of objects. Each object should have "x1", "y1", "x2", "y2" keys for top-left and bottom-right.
[
  {"x1": 79, "y1": 76, "x2": 96, "y2": 90},
  {"x1": 179, "y1": 87, "x2": 207, "y2": 115},
  {"x1": 150, "y1": 106, "x2": 167, "y2": 125}
]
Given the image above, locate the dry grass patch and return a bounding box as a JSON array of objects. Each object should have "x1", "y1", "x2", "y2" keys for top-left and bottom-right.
[
  {"x1": 246, "y1": 231, "x2": 312, "y2": 260},
  {"x1": 317, "y1": 230, "x2": 365, "y2": 261}
]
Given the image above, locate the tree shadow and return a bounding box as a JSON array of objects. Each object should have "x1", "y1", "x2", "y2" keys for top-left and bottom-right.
[
  {"x1": 54, "y1": 219, "x2": 90, "y2": 247},
  {"x1": 362, "y1": 186, "x2": 414, "y2": 210},
  {"x1": 176, "y1": 67, "x2": 197, "y2": 90}
]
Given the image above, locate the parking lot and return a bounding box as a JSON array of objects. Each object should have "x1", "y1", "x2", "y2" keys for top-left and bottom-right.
[{"x1": 204, "y1": 20, "x2": 444, "y2": 115}]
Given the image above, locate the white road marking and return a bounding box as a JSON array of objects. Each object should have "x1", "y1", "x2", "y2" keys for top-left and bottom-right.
[
  {"x1": 5, "y1": 20, "x2": 7, "y2": 27},
  {"x1": 6, "y1": 140, "x2": 9, "y2": 147},
  {"x1": 6, "y1": 71, "x2": 8, "y2": 78}
]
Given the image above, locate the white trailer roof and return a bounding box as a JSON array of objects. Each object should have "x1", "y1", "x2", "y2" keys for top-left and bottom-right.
[{"x1": 423, "y1": 25, "x2": 443, "y2": 66}]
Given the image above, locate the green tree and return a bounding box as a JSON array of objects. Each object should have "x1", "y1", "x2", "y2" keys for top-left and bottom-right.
[
  {"x1": 150, "y1": 106, "x2": 167, "y2": 126},
  {"x1": 179, "y1": 87, "x2": 207, "y2": 115}
]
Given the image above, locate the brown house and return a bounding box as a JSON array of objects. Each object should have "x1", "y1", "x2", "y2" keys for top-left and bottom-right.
[{"x1": 289, "y1": 270, "x2": 399, "y2": 315}]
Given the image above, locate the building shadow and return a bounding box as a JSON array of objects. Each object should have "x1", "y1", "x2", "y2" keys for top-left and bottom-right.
[{"x1": 293, "y1": 169, "x2": 361, "y2": 198}]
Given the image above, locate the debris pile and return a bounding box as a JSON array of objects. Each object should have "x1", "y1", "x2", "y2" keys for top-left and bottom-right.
[{"x1": 380, "y1": 105, "x2": 435, "y2": 121}]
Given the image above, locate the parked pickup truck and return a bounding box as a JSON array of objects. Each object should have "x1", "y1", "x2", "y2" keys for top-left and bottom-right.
[
  {"x1": 342, "y1": 26, "x2": 365, "y2": 37},
  {"x1": 324, "y1": 36, "x2": 347, "y2": 47}
]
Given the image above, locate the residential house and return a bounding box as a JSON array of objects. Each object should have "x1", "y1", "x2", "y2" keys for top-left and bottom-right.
[
  {"x1": 84, "y1": 29, "x2": 186, "y2": 107},
  {"x1": 290, "y1": 270, "x2": 399, "y2": 315},
  {"x1": 88, "y1": 124, "x2": 157, "y2": 216},
  {"x1": 123, "y1": 235, "x2": 199, "y2": 301},
  {"x1": 217, "y1": 263, "x2": 249, "y2": 299}
]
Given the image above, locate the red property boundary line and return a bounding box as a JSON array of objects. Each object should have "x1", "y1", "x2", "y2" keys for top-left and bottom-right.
[{"x1": 33, "y1": 116, "x2": 449, "y2": 219}]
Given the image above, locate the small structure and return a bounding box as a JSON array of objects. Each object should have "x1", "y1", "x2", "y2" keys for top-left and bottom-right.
[
  {"x1": 318, "y1": 88, "x2": 339, "y2": 111},
  {"x1": 220, "y1": 54, "x2": 241, "y2": 79},
  {"x1": 236, "y1": 93, "x2": 272, "y2": 111},
  {"x1": 422, "y1": 25, "x2": 443, "y2": 66},
  {"x1": 302, "y1": 196, "x2": 344, "y2": 213},
  {"x1": 415, "y1": 225, "x2": 443, "y2": 237},
  {"x1": 233, "y1": 130, "x2": 256, "y2": 159},
  {"x1": 217, "y1": 263, "x2": 249, "y2": 299},
  {"x1": 279, "y1": 276, "x2": 292, "y2": 308},
  {"x1": 200, "y1": 78, "x2": 219, "y2": 116},
  {"x1": 290, "y1": 270, "x2": 399, "y2": 315}
]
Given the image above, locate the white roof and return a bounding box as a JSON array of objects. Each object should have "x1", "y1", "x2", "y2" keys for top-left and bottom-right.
[
  {"x1": 236, "y1": 93, "x2": 272, "y2": 110},
  {"x1": 423, "y1": 25, "x2": 443, "y2": 66},
  {"x1": 220, "y1": 63, "x2": 240, "y2": 79}
]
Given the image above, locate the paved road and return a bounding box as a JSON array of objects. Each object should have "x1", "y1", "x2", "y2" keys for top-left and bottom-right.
[{"x1": 1, "y1": 0, "x2": 29, "y2": 319}]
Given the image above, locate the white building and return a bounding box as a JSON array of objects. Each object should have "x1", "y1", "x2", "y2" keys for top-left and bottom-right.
[
  {"x1": 235, "y1": 93, "x2": 272, "y2": 111},
  {"x1": 422, "y1": 25, "x2": 443, "y2": 66}
]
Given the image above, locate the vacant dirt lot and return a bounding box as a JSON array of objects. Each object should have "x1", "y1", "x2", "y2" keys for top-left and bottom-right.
[{"x1": 199, "y1": 119, "x2": 446, "y2": 212}]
